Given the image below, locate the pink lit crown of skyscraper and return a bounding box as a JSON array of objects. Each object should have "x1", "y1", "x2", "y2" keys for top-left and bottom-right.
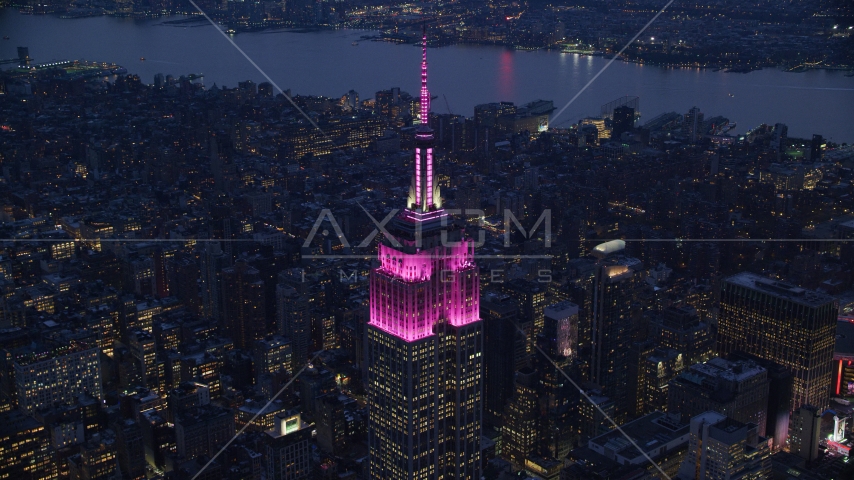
[{"x1": 368, "y1": 30, "x2": 480, "y2": 342}]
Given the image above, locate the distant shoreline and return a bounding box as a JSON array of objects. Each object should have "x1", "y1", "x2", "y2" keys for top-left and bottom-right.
[{"x1": 7, "y1": 8, "x2": 852, "y2": 76}]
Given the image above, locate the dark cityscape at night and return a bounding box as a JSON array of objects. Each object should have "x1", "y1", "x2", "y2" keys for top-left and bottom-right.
[{"x1": 0, "y1": 0, "x2": 852, "y2": 478}]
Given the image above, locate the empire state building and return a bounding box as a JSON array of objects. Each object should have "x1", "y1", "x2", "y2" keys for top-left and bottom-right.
[{"x1": 366, "y1": 31, "x2": 483, "y2": 480}]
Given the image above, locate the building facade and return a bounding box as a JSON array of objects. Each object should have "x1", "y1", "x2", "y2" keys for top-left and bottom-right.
[
  {"x1": 668, "y1": 357, "x2": 770, "y2": 437},
  {"x1": 717, "y1": 272, "x2": 837, "y2": 414},
  {"x1": 11, "y1": 342, "x2": 102, "y2": 414},
  {"x1": 677, "y1": 411, "x2": 771, "y2": 480},
  {"x1": 263, "y1": 413, "x2": 312, "y2": 480},
  {"x1": 788, "y1": 405, "x2": 822, "y2": 462},
  {"x1": 589, "y1": 240, "x2": 641, "y2": 420}
]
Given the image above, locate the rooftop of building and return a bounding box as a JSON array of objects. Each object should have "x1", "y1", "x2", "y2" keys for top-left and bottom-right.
[
  {"x1": 591, "y1": 239, "x2": 625, "y2": 259},
  {"x1": 8, "y1": 340, "x2": 99, "y2": 366},
  {"x1": 683, "y1": 357, "x2": 767, "y2": 383},
  {"x1": 725, "y1": 271, "x2": 836, "y2": 308},
  {"x1": 239, "y1": 399, "x2": 287, "y2": 416},
  {"x1": 588, "y1": 411, "x2": 688, "y2": 461},
  {"x1": 707, "y1": 415, "x2": 761, "y2": 445},
  {"x1": 265, "y1": 412, "x2": 312, "y2": 439},
  {"x1": 544, "y1": 301, "x2": 579, "y2": 319},
  {"x1": 175, "y1": 404, "x2": 233, "y2": 426}
]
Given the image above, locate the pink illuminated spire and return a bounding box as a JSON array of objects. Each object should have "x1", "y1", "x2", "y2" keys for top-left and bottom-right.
[
  {"x1": 420, "y1": 27, "x2": 430, "y2": 125},
  {"x1": 410, "y1": 26, "x2": 436, "y2": 212}
]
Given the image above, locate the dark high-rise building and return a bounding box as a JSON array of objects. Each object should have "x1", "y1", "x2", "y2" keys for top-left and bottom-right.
[
  {"x1": 128, "y1": 330, "x2": 160, "y2": 391},
  {"x1": 367, "y1": 32, "x2": 483, "y2": 480},
  {"x1": 683, "y1": 106, "x2": 704, "y2": 144},
  {"x1": 68, "y1": 436, "x2": 118, "y2": 480},
  {"x1": 112, "y1": 418, "x2": 146, "y2": 480},
  {"x1": 263, "y1": 412, "x2": 312, "y2": 480},
  {"x1": 668, "y1": 357, "x2": 770, "y2": 436},
  {"x1": 499, "y1": 279, "x2": 547, "y2": 356},
  {"x1": 481, "y1": 291, "x2": 523, "y2": 428},
  {"x1": 300, "y1": 366, "x2": 335, "y2": 418},
  {"x1": 717, "y1": 272, "x2": 837, "y2": 416},
  {"x1": 589, "y1": 240, "x2": 641, "y2": 419},
  {"x1": 600, "y1": 95, "x2": 639, "y2": 121},
  {"x1": 311, "y1": 310, "x2": 337, "y2": 352},
  {"x1": 175, "y1": 405, "x2": 236, "y2": 460},
  {"x1": 200, "y1": 243, "x2": 228, "y2": 323},
  {"x1": 676, "y1": 412, "x2": 771, "y2": 480},
  {"x1": 0, "y1": 410, "x2": 55, "y2": 480},
  {"x1": 17, "y1": 47, "x2": 30, "y2": 66},
  {"x1": 222, "y1": 261, "x2": 266, "y2": 350},
  {"x1": 810, "y1": 134, "x2": 824, "y2": 161},
  {"x1": 498, "y1": 303, "x2": 579, "y2": 470},
  {"x1": 474, "y1": 101, "x2": 516, "y2": 128},
  {"x1": 638, "y1": 347, "x2": 684, "y2": 415},
  {"x1": 541, "y1": 301, "x2": 578, "y2": 362},
  {"x1": 316, "y1": 394, "x2": 348, "y2": 455},
  {"x1": 650, "y1": 306, "x2": 713, "y2": 366},
  {"x1": 501, "y1": 368, "x2": 539, "y2": 471},
  {"x1": 277, "y1": 269, "x2": 311, "y2": 372},
  {"x1": 772, "y1": 123, "x2": 788, "y2": 151},
  {"x1": 375, "y1": 87, "x2": 401, "y2": 118},
  {"x1": 535, "y1": 302, "x2": 579, "y2": 461},
  {"x1": 789, "y1": 405, "x2": 822, "y2": 462},
  {"x1": 611, "y1": 106, "x2": 634, "y2": 140}
]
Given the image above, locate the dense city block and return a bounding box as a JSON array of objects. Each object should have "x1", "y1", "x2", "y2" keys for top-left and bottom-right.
[{"x1": 0, "y1": 24, "x2": 854, "y2": 480}]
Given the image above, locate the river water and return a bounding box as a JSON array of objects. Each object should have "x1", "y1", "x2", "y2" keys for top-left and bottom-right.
[{"x1": 1, "y1": 9, "x2": 852, "y2": 142}]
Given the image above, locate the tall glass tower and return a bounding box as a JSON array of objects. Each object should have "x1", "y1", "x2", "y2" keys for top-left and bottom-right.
[{"x1": 367, "y1": 31, "x2": 483, "y2": 480}]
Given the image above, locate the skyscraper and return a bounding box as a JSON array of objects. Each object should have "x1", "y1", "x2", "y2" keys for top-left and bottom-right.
[
  {"x1": 717, "y1": 272, "x2": 837, "y2": 415},
  {"x1": 589, "y1": 240, "x2": 641, "y2": 419},
  {"x1": 128, "y1": 330, "x2": 160, "y2": 391},
  {"x1": 367, "y1": 31, "x2": 483, "y2": 480},
  {"x1": 789, "y1": 405, "x2": 822, "y2": 462},
  {"x1": 501, "y1": 367, "x2": 539, "y2": 471},
  {"x1": 263, "y1": 412, "x2": 312, "y2": 480},
  {"x1": 649, "y1": 306, "x2": 713, "y2": 366},
  {"x1": 542, "y1": 301, "x2": 578, "y2": 361},
  {"x1": 677, "y1": 411, "x2": 771, "y2": 480},
  {"x1": 667, "y1": 357, "x2": 770, "y2": 436},
  {"x1": 277, "y1": 269, "x2": 310, "y2": 371},
  {"x1": 222, "y1": 261, "x2": 266, "y2": 350},
  {"x1": 481, "y1": 291, "x2": 524, "y2": 428},
  {"x1": 772, "y1": 123, "x2": 788, "y2": 151},
  {"x1": 500, "y1": 279, "x2": 547, "y2": 356},
  {"x1": 683, "y1": 106, "x2": 704, "y2": 144},
  {"x1": 810, "y1": 134, "x2": 824, "y2": 161},
  {"x1": 611, "y1": 105, "x2": 634, "y2": 140},
  {"x1": 535, "y1": 302, "x2": 578, "y2": 462}
]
